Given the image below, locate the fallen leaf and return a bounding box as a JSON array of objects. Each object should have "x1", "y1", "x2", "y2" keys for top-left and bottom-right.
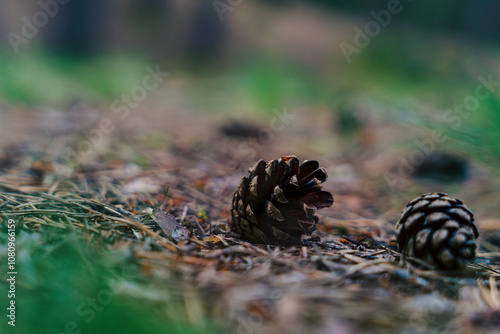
[{"x1": 152, "y1": 210, "x2": 189, "y2": 242}]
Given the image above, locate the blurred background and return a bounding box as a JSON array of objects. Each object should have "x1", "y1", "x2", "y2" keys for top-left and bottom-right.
[
  {"x1": 1, "y1": 0, "x2": 500, "y2": 201},
  {"x1": 1, "y1": 0, "x2": 500, "y2": 104},
  {"x1": 2, "y1": 1, "x2": 500, "y2": 333}
]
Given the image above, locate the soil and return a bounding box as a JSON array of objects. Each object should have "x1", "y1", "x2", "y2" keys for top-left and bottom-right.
[{"x1": 1, "y1": 97, "x2": 500, "y2": 334}]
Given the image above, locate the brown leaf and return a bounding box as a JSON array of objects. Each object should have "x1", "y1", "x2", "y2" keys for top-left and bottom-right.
[{"x1": 152, "y1": 210, "x2": 189, "y2": 242}]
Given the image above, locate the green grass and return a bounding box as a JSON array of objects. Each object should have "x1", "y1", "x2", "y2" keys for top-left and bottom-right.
[
  {"x1": 338, "y1": 30, "x2": 500, "y2": 174},
  {"x1": 0, "y1": 230, "x2": 220, "y2": 334},
  {"x1": 0, "y1": 51, "x2": 151, "y2": 106},
  {"x1": 230, "y1": 58, "x2": 329, "y2": 112},
  {"x1": 2, "y1": 32, "x2": 500, "y2": 173},
  {"x1": 182, "y1": 57, "x2": 331, "y2": 115}
]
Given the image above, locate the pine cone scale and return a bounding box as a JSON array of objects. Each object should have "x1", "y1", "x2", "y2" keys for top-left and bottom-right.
[
  {"x1": 300, "y1": 190, "x2": 335, "y2": 209},
  {"x1": 272, "y1": 186, "x2": 289, "y2": 203},
  {"x1": 298, "y1": 168, "x2": 328, "y2": 186},
  {"x1": 264, "y1": 201, "x2": 285, "y2": 221},
  {"x1": 296, "y1": 160, "x2": 319, "y2": 179}
]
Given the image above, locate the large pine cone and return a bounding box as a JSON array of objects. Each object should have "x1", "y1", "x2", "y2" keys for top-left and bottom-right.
[
  {"x1": 395, "y1": 192, "x2": 479, "y2": 270},
  {"x1": 231, "y1": 156, "x2": 334, "y2": 245}
]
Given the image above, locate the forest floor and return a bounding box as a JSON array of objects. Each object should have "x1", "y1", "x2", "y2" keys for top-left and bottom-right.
[{"x1": 1, "y1": 93, "x2": 500, "y2": 334}]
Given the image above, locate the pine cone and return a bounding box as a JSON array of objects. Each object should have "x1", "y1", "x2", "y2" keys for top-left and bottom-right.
[
  {"x1": 395, "y1": 192, "x2": 479, "y2": 270},
  {"x1": 231, "y1": 156, "x2": 334, "y2": 245}
]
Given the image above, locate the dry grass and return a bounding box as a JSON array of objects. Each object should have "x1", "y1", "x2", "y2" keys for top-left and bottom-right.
[{"x1": 1, "y1": 170, "x2": 500, "y2": 334}]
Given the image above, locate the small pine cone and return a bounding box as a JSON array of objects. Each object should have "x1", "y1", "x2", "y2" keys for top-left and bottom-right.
[
  {"x1": 395, "y1": 192, "x2": 479, "y2": 270},
  {"x1": 231, "y1": 155, "x2": 334, "y2": 245}
]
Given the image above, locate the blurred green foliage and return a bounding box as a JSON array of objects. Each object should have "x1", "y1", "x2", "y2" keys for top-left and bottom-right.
[
  {"x1": 0, "y1": 52, "x2": 150, "y2": 105},
  {"x1": 0, "y1": 229, "x2": 220, "y2": 334},
  {"x1": 230, "y1": 59, "x2": 328, "y2": 112},
  {"x1": 347, "y1": 31, "x2": 500, "y2": 172},
  {"x1": 1, "y1": 23, "x2": 500, "y2": 174}
]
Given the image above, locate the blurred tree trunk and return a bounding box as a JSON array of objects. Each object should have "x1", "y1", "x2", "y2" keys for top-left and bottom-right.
[
  {"x1": 44, "y1": 0, "x2": 107, "y2": 57},
  {"x1": 183, "y1": 1, "x2": 226, "y2": 62},
  {"x1": 462, "y1": 1, "x2": 500, "y2": 40}
]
